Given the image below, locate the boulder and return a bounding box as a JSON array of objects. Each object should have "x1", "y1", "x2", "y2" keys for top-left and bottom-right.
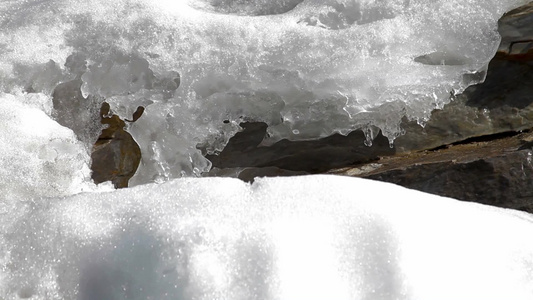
[
  {"x1": 90, "y1": 103, "x2": 143, "y2": 188},
  {"x1": 53, "y1": 80, "x2": 144, "y2": 188}
]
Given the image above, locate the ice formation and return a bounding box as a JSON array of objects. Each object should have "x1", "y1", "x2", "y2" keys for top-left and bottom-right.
[
  {"x1": 1, "y1": 175, "x2": 533, "y2": 299},
  {"x1": 0, "y1": 0, "x2": 530, "y2": 183}
]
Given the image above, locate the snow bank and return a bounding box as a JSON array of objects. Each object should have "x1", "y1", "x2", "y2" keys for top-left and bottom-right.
[
  {"x1": 1, "y1": 0, "x2": 529, "y2": 182},
  {"x1": 1, "y1": 175, "x2": 533, "y2": 299},
  {"x1": 0, "y1": 93, "x2": 91, "y2": 200}
]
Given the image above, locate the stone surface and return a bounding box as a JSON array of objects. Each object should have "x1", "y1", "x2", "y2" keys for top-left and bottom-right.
[
  {"x1": 53, "y1": 80, "x2": 144, "y2": 188},
  {"x1": 90, "y1": 103, "x2": 143, "y2": 188},
  {"x1": 48, "y1": 3, "x2": 532, "y2": 195},
  {"x1": 393, "y1": 56, "x2": 533, "y2": 152},
  {"x1": 393, "y1": 1, "x2": 533, "y2": 152},
  {"x1": 329, "y1": 131, "x2": 533, "y2": 212},
  {"x1": 205, "y1": 122, "x2": 395, "y2": 173},
  {"x1": 498, "y1": 2, "x2": 533, "y2": 54}
]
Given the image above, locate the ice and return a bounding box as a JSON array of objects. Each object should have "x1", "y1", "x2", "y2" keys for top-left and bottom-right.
[
  {"x1": 1, "y1": 175, "x2": 533, "y2": 299},
  {"x1": 0, "y1": 0, "x2": 529, "y2": 182}
]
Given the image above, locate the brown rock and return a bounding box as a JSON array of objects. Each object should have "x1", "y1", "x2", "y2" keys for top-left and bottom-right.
[{"x1": 90, "y1": 103, "x2": 143, "y2": 188}]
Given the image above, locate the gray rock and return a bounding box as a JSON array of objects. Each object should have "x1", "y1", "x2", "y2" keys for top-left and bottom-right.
[
  {"x1": 498, "y1": 2, "x2": 533, "y2": 54},
  {"x1": 205, "y1": 122, "x2": 395, "y2": 173},
  {"x1": 394, "y1": 46, "x2": 533, "y2": 152},
  {"x1": 205, "y1": 3, "x2": 533, "y2": 211}
]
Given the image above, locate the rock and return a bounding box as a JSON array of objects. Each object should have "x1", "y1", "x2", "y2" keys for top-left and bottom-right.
[
  {"x1": 329, "y1": 131, "x2": 533, "y2": 213},
  {"x1": 53, "y1": 79, "x2": 144, "y2": 188},
  {"x1": 205, "y1": 122, "x2": 395, "y2": 174},
  {"x1": 204, "y1": 2, "x2": 533, "y2": 212},
  {"x1": 498, "y1": 2, "x2": 533, "y2": 55},
  {"x1": 90, "y1": 103, "x2": 143, "y2": 188},
  {"x1": 392, "y1": 54, "x2": 533, "y2": 152}
]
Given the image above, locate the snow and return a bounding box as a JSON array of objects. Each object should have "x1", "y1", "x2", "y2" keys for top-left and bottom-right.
[
  {"x1": 1, "y1": 175, "x2": 533, "y2": 299},
  {"x1": 0, "y1": 93, "x2": 91, "y2": 201}
]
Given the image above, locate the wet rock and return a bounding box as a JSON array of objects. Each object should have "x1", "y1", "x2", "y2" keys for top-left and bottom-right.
[
  {"x1": 206, "y1": 122, "x2": 395, "y2": 174},
  {"x1": 498, "y1": 2, "x2": 533, "y2": 54},
  {"x1": 329, "y1": 131, "x2": 533, "y2": 213},
  {"x1": 90, "y1": 103, "x2": 143, "y2": 188},
  {"x1": 52, "y1": 79, "x2": 143, "y2": 188},
  {"x1": 393, "y1": 48, "x2": 533, "y2": 153}
]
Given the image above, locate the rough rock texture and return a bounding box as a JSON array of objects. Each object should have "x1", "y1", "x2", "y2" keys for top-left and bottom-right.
[
  {"x1": 394, "y1": 8, "x2": 533, "y2": 153},
  {"x1": 48, "y1": 3, "x2": 531, "y2": 200},
  {"x1": 205, "y1": 122, "x2": 394, "y2": 173},
  {"x1": 498, "y1": 2, "x2": 533, "y2": 54},
  {"x1": 90, "y1": 103, "x2": 143, "y2": 188},
  {"x1": 394, "y1": 57, "x2": 533, "y2": 152},
  {"x1": 53, "y1": 80, "x2": 143, "y2": 188},
  {"x1": 329, "y1": 131, "x2": 533, "y2": 212}
]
